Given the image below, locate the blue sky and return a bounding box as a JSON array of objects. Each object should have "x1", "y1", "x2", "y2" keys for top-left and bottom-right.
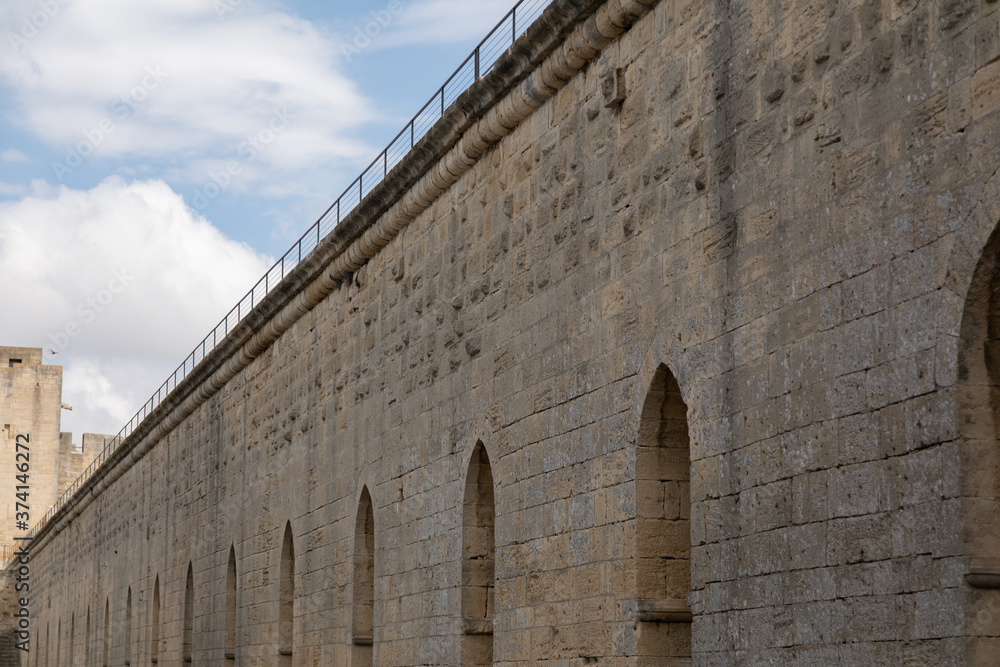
[
  {"x1": 0, "y1": 0, "x2": 521, "y2": 254},
  {"x1": 0, "y1": 0, "x2": 532, "y2": 438}
]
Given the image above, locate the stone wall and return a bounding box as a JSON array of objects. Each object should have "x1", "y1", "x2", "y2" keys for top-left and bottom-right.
[
  {"x1": 55, "y1": 434, "x2": 111, "y2": 501},
  {"x1": 0, "y1": 350, "x2": 65, "y2": 560},
  {"x1": 0, "y1": 570, "x2": 24, "y2": 667},
  {"x1": 0, "y1": 349, "x2": 104, "y2": 568},
  {"x1": 17, "y1": 0, "x2": 1000, "y2": 664}
]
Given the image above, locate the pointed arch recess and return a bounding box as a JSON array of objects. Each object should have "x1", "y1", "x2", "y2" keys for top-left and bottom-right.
[
  {"x1": 279, "y1": 525, "x2": 294, "y2": 665},
  {"x1": 461, "y1": 442, "x2": 496, "y2": 666},
  {"x1": 124, "y1": 587, "x2": 132, "y2": 665},
  {"x1": 352, "y1": 486, "x2": 375, "y2": 667},
  {"x1": 102, "y1": 598, "x2": 109, "y2": 667},
  {"x1": 183, "y1": 563, "x2": 194, "y2": 663},
  {"x1": 635, "y1": 364, "x2": 693, "y2": 662},
  {"x1": 226, "y1": 547, "x2": 237, "y2": 663},
  {"x1": 151, "y1": 576, "x2": 160, "y2": 665},
  {"x1": 959, "y1": 223, "x2": 1000, "y2": 659}
]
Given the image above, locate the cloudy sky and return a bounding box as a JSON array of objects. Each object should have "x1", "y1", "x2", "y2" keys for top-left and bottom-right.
[{"x1": 0, "y1": 0, "x2": 529, "y2": 440}]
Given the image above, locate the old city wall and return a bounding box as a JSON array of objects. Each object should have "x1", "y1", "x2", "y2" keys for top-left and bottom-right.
[
  {"x1": 19, "y1": 0, "x2": 1000, "y2": 664},
  {"x1": 0, "y1": 349, "x2": 64, "y2": 556},
  {"x1": 53, "y1": 434, "x2": 110, "y2": 500}
]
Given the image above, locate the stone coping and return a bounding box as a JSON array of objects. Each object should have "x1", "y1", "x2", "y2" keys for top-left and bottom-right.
[{"x1": 28, "y1": 0, "x2": 659, "y2": 551}]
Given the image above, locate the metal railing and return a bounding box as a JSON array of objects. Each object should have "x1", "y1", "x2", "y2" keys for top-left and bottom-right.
[
  {"x1": 28, "y1": 0, "x2": 553, "y2": 540},
  {"x1": 0, "y1": 544, "x2": 17, "y2": 565}
]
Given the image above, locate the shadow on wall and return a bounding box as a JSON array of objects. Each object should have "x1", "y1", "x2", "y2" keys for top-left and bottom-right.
[{"x1": 0, "y1": 571, "x2": 21, "y2": 667}]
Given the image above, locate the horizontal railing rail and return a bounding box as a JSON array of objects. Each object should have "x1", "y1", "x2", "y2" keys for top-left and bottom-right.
[
  {"x1": 0, "y1": 544, "x2": 17, "y2": 565},
  {"x1": 27, "y1": 0, "x2": 553, "y2": 541}
]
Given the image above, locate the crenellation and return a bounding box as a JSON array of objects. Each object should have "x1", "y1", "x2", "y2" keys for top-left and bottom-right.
[{"x1": 0, "y1": 348, "x2": 109, "y2": 588}]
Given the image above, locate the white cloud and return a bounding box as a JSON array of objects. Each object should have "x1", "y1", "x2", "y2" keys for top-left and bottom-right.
[
  {"x1": 0, "y1": 176, "x2": 272, "y2": 436},
  {"x1": 0, "y1": 0, "x2": 544, "y2": 441},
  {"x1": 2, "y1": 148, "x2": 29, "y2": 162},
  {"x1": 59, "y1": 358, "x2": 138, "y2": 436},
  {"x1": 0, "y1": 181, "x2": 27, "y2": 196},
  {"x1": 0, "y1": 0, "x2": 374, "y2": 181},
  {"x1": 372, "y1": 0, "x2": 527, "y2": 50}
]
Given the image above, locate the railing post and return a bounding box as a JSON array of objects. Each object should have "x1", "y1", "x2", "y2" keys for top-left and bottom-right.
[{"x1": 32, "y1": 0, "x2": 561, "y2": 539}]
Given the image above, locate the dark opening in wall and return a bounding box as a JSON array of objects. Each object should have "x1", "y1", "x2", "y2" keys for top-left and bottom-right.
[
  {"x1": 183, "y1": 563, "x2": 194, "y2": 663},
  {"x1": 226, "y1": 548, "x2": 237, "y2": 664},
  {"x1": 125, "y1": 587, "x2": 132, "y2": 665},
  {"x1": 279, "y1": 525, "x2": 294, "y2": 665},
  {"x1": 636, "y1": 365, "x2": 692, "y2": 664},
  {"x1": 151, "y1": 577, "x2": 160, "y2": 664},
  {"x1": 462, "y1": 442, "x2": 496, "y2": 666},
  {"x1": 353, "y1": 486, "x2": 375, "y2": 667},
  {"x1": 102, "y1": 599, "x2": 109, "y2": 667},
  {"x1": 959, "y1": 223, "x2": 1000, "y2": 660}
]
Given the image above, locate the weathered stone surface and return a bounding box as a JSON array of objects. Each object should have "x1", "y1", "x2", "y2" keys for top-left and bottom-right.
[{"x1": 17, "y1": 0, "x2": 1000, "y2": 664}]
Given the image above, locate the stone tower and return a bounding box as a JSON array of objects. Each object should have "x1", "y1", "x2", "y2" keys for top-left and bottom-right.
[{"x1": 0, "y1": 347, "x2": 104, "y2": 562}]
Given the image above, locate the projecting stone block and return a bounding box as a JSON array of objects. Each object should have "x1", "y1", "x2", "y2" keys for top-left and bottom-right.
[{"x1": 14, "y1": 0, "x2": 1000, "y2": 665}]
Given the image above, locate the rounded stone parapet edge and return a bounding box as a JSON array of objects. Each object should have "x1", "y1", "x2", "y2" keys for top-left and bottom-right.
[{"x1": 26, "y1": 0, "x2": 661, "y2": 553}]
